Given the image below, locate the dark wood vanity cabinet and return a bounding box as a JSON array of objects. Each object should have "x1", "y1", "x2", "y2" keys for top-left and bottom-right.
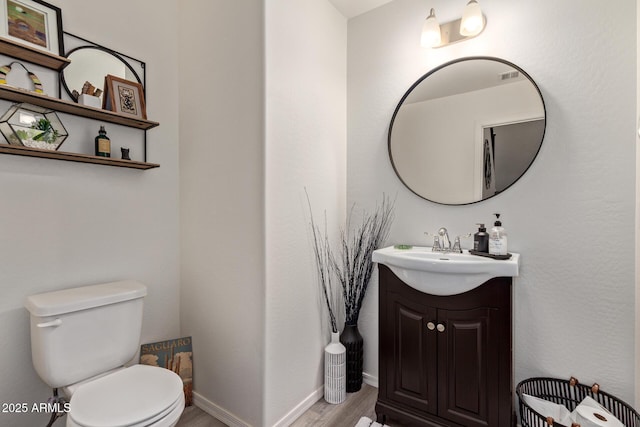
[{"x1": 376, "y1": 264, "x2": 514, "y2": 427}]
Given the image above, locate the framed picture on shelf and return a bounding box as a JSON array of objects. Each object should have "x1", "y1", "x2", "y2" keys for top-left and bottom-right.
[
  {"x1": 103, "y1": 74, "x2": 147, "y2": 120},
  {"x1": 0, "y1": 0, "x2": 64, "y2": 55}
]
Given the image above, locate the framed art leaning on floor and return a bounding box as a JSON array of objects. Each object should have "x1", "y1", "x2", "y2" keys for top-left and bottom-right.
[{"x1": 140, "y1": 336, "x2": 193, "y2": 407}]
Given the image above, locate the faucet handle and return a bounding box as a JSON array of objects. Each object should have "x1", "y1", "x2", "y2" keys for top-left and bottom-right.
[
  {"x1": 432, "y1": 236, "x2": 441, "y2": 252},
  {"x1": 451, "y1": 237, "x2": 462, "y2": 253},
  {"x1": 451, "y1": 233, "x2": 472, "y2": 253},
  {"x1": 425, "y1": 232, "x2": 441, "y2": 251}
]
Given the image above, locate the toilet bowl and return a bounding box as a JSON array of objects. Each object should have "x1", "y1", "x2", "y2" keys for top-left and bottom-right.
[
  {"x1": 25, "y1": 281, "x2": 186, "y2": 427},
  {"x1": 65, "y1": 365, "x2": 184, "y2": 427}
]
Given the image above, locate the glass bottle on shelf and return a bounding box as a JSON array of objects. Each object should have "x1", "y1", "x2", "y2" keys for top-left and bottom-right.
[{"x1": 95, "y1": 125, "x2": 110, "y2": 157}]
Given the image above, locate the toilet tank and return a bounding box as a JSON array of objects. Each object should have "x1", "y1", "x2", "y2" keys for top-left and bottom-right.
[{"x1": 25, "y1": 280, "x2": 147, "y2": 388}]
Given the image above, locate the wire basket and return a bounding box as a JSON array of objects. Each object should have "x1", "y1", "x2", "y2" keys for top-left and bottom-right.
[{"x1": 517, "y1": 377, "x2": 640, "y2": 427}]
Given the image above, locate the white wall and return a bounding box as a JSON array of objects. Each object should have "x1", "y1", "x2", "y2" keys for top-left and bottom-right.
[
  {"x1": 265, "y1": 0, "x2": 346, "y2": 425},
  {"x1": 180, "y1": 1, "x2": 347, "y2": 425},
  {"x1": 179, "y1": 1, "x2": 265, "y2": 426},
  {"x1": 180, "y1": 1, "x2": 346, "y2": 425},
  {"x1": 349, "y1": 0, "x2": 636, "y2": 403},
  {"x1": 0, "y1": 1, "x2": 181, "y2": 426},
  {"x1": 636, "y1": 0, "x2": 640, "y2": 410}
]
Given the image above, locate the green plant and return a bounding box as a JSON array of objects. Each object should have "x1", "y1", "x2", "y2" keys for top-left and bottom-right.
[
  {"x1": 15, "y1": 129, "x2": 29, "y2": 140},
  {"x1": 31, "y1": 118, "x2": 59, "y2": 143}
]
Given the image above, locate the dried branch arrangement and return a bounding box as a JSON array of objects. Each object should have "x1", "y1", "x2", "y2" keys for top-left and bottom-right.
[
  {"x1": 333, "y1": 196, "x2": 394, "y2": 325},
  {"x1": 307, "y1": 190, "x2": 394, "y2": 331}
]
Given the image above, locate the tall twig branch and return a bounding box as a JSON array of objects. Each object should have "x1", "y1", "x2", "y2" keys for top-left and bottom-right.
[
  {"x1": 332, "y1": 195, "x2": 394, "y2": 325},
  {"x1": 306, "y1": 190, "x2": 340, "y2": 333}
]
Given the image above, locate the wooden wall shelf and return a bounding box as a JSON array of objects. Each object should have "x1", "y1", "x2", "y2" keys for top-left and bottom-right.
[
  {"x1": 0, "y1": 85, "x2": 159, "y2": 130},
  {"x1": 0, "y1": 144, "x2": 160, "y2": 170},
  {"x1": 0, "y1": 36, "x2": 160, "y2": 170},
  {"x1": 0, "y1": 37, "x2": 70, "y2": 71}
]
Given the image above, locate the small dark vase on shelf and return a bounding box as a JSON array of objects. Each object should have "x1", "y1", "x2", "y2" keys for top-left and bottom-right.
[{"x1": 340, "y1": 323, "x2": 363, "y2": 393}]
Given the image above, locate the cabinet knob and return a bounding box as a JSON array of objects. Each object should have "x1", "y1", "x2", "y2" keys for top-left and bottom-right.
[
  {"x1": 436, "y1": 323, "x2": 446, "y2": 332},
  {"x1": 427, "y1": 321, "x2": 436, "y2": 331}
]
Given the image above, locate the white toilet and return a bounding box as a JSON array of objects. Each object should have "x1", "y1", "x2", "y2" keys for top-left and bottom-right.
[{"x1": 25, "y1": 280, "x2": 185, "y2": 427}]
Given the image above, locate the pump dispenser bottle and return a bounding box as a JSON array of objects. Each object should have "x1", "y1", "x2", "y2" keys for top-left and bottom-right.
[
  {"x1": 489, "y1": 213, "x2": 508, "y2": 255},
  {"x1": 473, "y1": 223, "x2": 489, "y2": 253}
]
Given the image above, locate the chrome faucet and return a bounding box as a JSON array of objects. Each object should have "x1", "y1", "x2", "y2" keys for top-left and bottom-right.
[
  {"x1": 425, "y1": 227, "x2": 465, "y2": 253},
  {"x1": 437, "y1": 227, "x2": 451, "y2": 252}
]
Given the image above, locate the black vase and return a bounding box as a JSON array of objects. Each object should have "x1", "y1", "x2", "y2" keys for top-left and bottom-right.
[{"x1": 340, "y1": 323, "x2": 363, "y2": 392}]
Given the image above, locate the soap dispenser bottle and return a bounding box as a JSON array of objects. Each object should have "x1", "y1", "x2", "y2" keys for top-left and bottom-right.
[
  {"x1": 489, "y1": 213, "x2": 508, "y2": 256},
  {"x1": 473, "y1": 223, "x2": 489, "y2": 253}
]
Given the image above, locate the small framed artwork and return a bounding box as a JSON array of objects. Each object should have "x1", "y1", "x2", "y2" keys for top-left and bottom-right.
[
  {"x1": 140, "y1": 336, "x2": 193, "y2": 406},
  {"x1": 103, "y1": 74, "x2": 147, "y2": 120},
  {"x1": 0, "y1": 0, "x2": 64, "y2": 55}
]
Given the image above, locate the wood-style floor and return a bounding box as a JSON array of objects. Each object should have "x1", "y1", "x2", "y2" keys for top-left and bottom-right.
[
  {"x1": 291, "y1": 384, "x2": 378, "y2": 427},
  {"x1": 175, "y1": 384, "x2": 387, "y2": 427},
  {"x1": 176, "y1": 404, "x2": 228, "y2": 427}
]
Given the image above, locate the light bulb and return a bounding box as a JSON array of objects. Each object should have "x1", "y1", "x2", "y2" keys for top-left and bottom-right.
[
  {"x1": 460, "y1": 0, "x2": 484, "y2": 36},
  {"x1": 421, "y1": 8, "x2": 441, "y2": 48}
]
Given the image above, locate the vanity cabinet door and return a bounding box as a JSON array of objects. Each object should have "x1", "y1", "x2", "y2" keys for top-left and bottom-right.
[
  {"x1": 377, "y1": 264, "x2": 513, "y2": 427},
  {"x1": 437, "y1": 307, "x2": 502, "y2": 427},
  {"x1": 383, "y1": 291, "x2": 438, "y2": 415}
]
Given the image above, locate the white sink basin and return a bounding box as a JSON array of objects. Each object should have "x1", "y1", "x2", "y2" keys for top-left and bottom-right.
[{"x1": 372, "y1": 246, "x2": 519, "y2": 296}]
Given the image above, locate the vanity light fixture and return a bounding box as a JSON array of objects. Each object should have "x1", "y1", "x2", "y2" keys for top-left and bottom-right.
[
  {"x1": 420, "y1": 8, "x2": 442, "y2": 48},
  {"x1": 421, "y1": 0, "x2": 486, "y2": 48},
  {"x1": 460, "y1": 0, "x2": 484, "y2": 36}
]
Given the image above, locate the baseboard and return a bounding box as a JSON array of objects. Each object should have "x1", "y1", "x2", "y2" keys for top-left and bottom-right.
[
  {"x1": 363, "y1": 371, "x2": 378, "y2": 388},
  {"x1": 193, "y1": 375, "x2": 379, "y2": 427},
  {"x1": 274, "y1": 374, "x2": 378, "y2": 426},
  {"x1": 192, "y1": 391, "x2": 251, "y2": 427},
  {"x1": 271, "y1": 386, "x2": 324, "y2": 427}
]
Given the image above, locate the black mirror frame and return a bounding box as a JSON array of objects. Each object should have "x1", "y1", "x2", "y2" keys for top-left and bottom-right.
[
  {"x1": 59, "y1": 32, "x2": 145, "y2": 102},
  {"x1": 388, "y1": 56, "x2": 546, "y2": 205}
]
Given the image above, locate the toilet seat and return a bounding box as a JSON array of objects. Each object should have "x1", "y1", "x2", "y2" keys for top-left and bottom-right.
[{"x1": 66, "y1": 364, "x2": 184, "y2": 427}]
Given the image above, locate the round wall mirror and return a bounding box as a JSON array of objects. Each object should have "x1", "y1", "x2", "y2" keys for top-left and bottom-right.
[
  {"x1": 389, "y1": 56, "x2": 546, "y2": 205},
  {"x1": 61, "y1": 46, "x2": 142, "y2": 102}
]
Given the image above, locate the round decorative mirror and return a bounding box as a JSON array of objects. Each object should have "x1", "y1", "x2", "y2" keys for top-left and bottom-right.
[
  {"x1": 389, "y1": 56, "x2": 546, "y2": 205},
  {"x1": 61, "y1": 46, "x2": 142, "y2": 102}
]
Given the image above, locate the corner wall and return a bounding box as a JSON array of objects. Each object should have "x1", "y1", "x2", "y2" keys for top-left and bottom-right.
[
  {"x1": 180, "y1": 2, "x2": 347, "y2": 425},
  {"x1": 265, "y1": 0, "x2": 346, "y2": 425},
  {"x1": 349, "y1": 0, "x2": 636, "y2": 403},
  {"x1": 636, "y1": 0, "x2": 640, "y2": 409},
  {"x1": 179, "y1": 1, "x2": 265, "y2": 426},
  {"x1": 0, "y1": 1, "x2": 181, "y2": 426}
]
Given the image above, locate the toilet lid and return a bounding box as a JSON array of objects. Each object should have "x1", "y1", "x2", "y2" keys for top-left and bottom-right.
[{"x1": 69, "y1": 364, "x2": 184, "y2": 427}]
